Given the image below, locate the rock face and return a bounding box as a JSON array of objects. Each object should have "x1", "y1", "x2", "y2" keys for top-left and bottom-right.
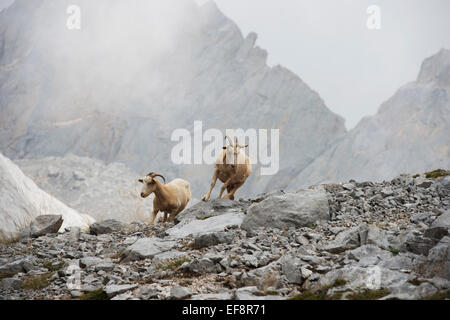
[
  {"x1": 0, "y1": 153, "x2": 95, "y2": 242},
  {"x1": 0, "y1": 173, "x2": 449, "y2": 300},
  {"x1": 241, "y1": 187, "x2": 330, "y2": 230},
  {"x1": 0, "y1": 0, "x2": 346, "y2": 199},
  {"x1": 290, "y1": 49, "x2": 450, "y2": 189},
  {"x1": 16, "y1": 155, "x2": 154, "y2": 223},
  {"x1": 424, "y1": 210, "x2": 450, "y2": 240}
]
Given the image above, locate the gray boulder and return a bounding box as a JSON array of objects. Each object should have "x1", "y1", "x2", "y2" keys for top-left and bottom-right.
[
  {"x1": 319, "y1": 265, "x2": 411, "y2": 291},
  {"x1": 403, "y1": 233, "x2": 437, "y2": 256},
  {"x1": 0, "y1": 258, "x2": 33, "y2": 274},
  {"x1": 89, "y1": 219, "x2": 125, "y2": 235},
  {"x1": 166, "y1": 212, "x2": 245, "y2": 239},
  {"x1": 170, "y1": 286, "x2": 192, "y2": 300},
  {"x1": 424, "y1": 210, "x2": 450, "y2": 240},
  {"x1": 122, "y1": 237, "x2": 176, "y2": 262},
  {"x1": 280, "y1": 255, "x2": 304, "y2": 284},
  {"x1": 79, "y1": 257, "x2": 105, "y2": 268},
  {"x1": 174, "y1": 199, "x2": 249, "y2": 224},
  {"x1": 241, "y1": 187, "x2": 330, "y2": 230},
  {"x1": 27, "y1": 215, "x2": 63, "y2": 238},
  {"x1": 322, "y1": 226, "x2": 365, "y2": 254},
  {"x1": 194, "y1": 231, "x2": 234, "y2": 249},
  {"x1": 181, "y1": 258, "x2": 222, "y2": 274},
  {"x1": 383, "y1": 281, "x2": 438, "y2": 300},
  {"x1": 416, "y1": 236, "x2": 450, "y2": 280}
]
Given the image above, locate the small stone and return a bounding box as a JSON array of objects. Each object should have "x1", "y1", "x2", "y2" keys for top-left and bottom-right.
[
  {"x1": 170, "y1": 286, "x2": 191, "y2": 300},
  {"x1": 105, "y1": 284, "x2": 138, "y2": 298}
]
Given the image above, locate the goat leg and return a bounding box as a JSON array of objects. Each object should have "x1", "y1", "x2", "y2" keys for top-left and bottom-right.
[
  {"x1": 149, "y1": 208, "x2": 159, "y2": 225},
  {"x1": 223, "y1": 181, "x2": 244, "y2": 200},
  {"x1": 218, "y1": 178, "x2": 233, "y2": 199},
  {"x1": 202, "y1": 170, "x2": 218, "y2": 201}
]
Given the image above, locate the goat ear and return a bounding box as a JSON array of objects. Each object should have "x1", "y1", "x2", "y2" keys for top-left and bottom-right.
[{"x1": 138, "y1": 179, "x2": 144, "y2": 183}]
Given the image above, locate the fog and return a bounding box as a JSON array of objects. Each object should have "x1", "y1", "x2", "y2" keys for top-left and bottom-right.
[{"x1": 197, "y1": 0, "x2": 450, "y2": 128}]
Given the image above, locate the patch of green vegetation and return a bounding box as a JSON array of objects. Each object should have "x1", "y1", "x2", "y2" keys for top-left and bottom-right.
[
  {"x1": 42, "y1": 260, "x2": 64, "y2": 272},
  {"x1": 22, "y1": 272, "x2": 53, "y2": 290},
  {"x1": 390, "y1": 248, "x2": 400, "y2": 255},
  {"x1": 412, "y1": 174, "x2": 420, "y2": 179},
  {"x1": 287, "y1": 290, "x2": 328, "y2": 300},
  {"x1": 80, "y1": 288, "x2": 108, "y2": 300},
  {"x1": 346, "y1": 288, "x2": 390, "y2": 300},
  {"x1": 287, "y1": 279, "x2": 349, "y2": 300},
  {"x1": 424, "y1": 290, "x2": 450, "y2": 300},
  {"x1": 424, "y1": 169, "x2": 450, "y2": 179},
  {"x1": 0, "y1": 270, "x2": 19, "y2": 281},
  {"x1": 329, "y1": 292, "x2": 343, "y2": 300},
  {"x1": 254, "y1": 290, "x2": 280, "y2": 296},
  {"x1": 332, "y1": 279, "x2": 348, "y2": 287},
  {"x1": 157, "y1": 257, "x2": 191, "y2": 271}
]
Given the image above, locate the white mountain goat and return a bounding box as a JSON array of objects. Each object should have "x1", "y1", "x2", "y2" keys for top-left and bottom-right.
[
  {"x1": 202, "y1": 136, "x2": 252, "y2": 201},
  {"x1": 138, "y1": 172, "x2": 191, "y2": 225}
]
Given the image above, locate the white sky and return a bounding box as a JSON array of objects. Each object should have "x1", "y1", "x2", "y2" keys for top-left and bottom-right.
[{"x1": 196, "y1": 0, "x2": 450, "y2": 129}]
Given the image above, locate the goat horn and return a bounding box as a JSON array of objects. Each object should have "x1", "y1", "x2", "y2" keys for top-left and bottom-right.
[
  {"x1": 225, "y1": 136, "x2": 234, "y2": 146},
  {"x1": 150, "y1": 173, "x2": 166, "y2": 184}
]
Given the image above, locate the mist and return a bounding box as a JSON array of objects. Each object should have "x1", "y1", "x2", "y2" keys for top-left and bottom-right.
[{"x1": 199, "y1": 0, "x2": 450, "y2": 128}]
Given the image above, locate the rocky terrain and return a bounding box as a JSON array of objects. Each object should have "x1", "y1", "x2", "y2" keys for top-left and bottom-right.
[
  {"x1": 0, "y1": 153, "x2": 94, "y2": 241},
  {"x1": 1, "y1": 171, "x2": 448, "y2": 300}
]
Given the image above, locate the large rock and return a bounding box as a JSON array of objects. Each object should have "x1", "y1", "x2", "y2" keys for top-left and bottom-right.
[
  {"x1": 322, "y1": 226, "x2": 366, "y2": 254},
  {"x1": 319, "y1": 265, "x2": 411, "y2": 291},
  {"x1": 416, "y1": 236, "x2": 450, "y2": 280},
  {"x1": 241, "y1": 187, "x2": 330, "y2": 230},
  {"x1": 29, "y1": 215, "x2": 63, "y2": 238},
  {"x1": 194, "y1": 231, "x2": 234, "y2": 249},
  {"x1": 280, "y1": 255, "x2": 304, "y2": 285},
  {"x1": 123, "y1": 238, "x2": 176, "y2": 261},
  {"x1": 424, "y1": 210, "x2": 450, "y2": 240},
  {"x1": 0, "y1": 258, "x2": 33, "y2": 274},
  {"x1": 89, "y1": 219, "x2": 125, "y2": 235},
  {"x1": 181, "y1": 258, "x2": 222, "y2": 274},
  {"x1": 169, "y1": 286, "x2": 192, "y2": 300},
  {"x1": 166, "y1": 212, "x2": 245, "y2": 239},
  {"x1": 174, "y1": 199, "x2": 249, "y2": 224}
]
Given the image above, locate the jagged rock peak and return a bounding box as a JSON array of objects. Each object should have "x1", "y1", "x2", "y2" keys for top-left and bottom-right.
[{"x1": 417, "y1": 48, "x2": 450, "y2": 86}]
